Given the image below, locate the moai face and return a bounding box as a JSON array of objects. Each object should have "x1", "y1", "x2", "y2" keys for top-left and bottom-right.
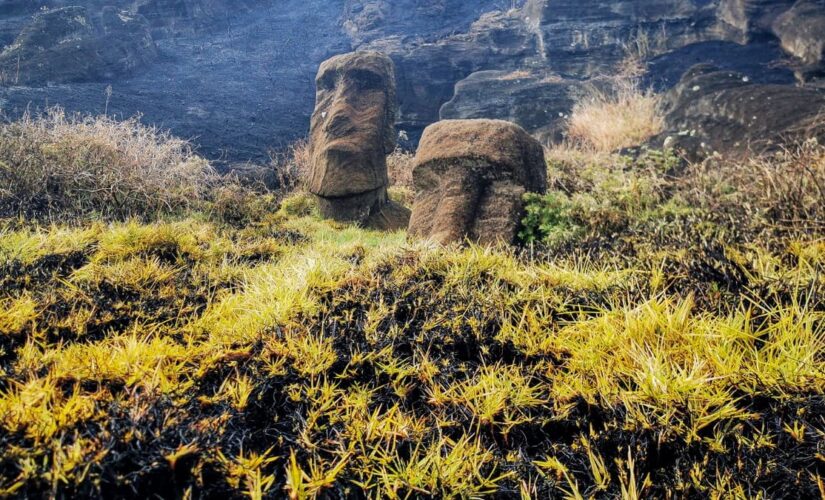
[
  {"x1": 308, "y1": 51, "x2": 397, "y2": 217},
  {"x1": 409, "y1": 119, "x2": 547, "y2": 245}
]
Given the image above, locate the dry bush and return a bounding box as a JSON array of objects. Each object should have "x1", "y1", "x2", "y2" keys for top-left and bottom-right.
[
  {"x1": 542, "y1": 143, "x2": 621, "y2": 191},
  {"x1": 387, "y1": 148, "x2": 415, "y2": 190},
  {"x1": 617, "y1": 27, "x2": 668, "y2": 78},
  {"x1": 567, "y1": 77, "x2": 664, "y2": 152},
  {"x1": 270, "y1": 138, "x2": 312, "y2": 193},
  {"x1": 682, "y1": 139, "x2": 825, "y2": 231},
  {"x1": 0, "y1": 108, "x2": 216, "y2": 220},
  {"x1": 525, "y1": 136, "x2": 825, "y2": 251}
]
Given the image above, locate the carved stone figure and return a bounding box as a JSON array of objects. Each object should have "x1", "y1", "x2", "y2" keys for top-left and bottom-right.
[
  {"x1": 409, "y1": 119, "x2": 547, "y2": 245},
  {"x1": 308, "y1": 51, "x2": 410, "y2": 230}
]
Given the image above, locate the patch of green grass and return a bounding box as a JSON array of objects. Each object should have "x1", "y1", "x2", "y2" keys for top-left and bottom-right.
[{"x1": 519, "y1": 191, "x2": 582, "y2": 245}]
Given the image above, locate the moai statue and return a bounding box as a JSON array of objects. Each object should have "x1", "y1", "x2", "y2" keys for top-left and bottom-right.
[
  {"x1": 308, "y1": 51, "x2": 410, "y2": 230},
  {"x1": 408, "y1": 119, "x2": 547, "y2": 246}
]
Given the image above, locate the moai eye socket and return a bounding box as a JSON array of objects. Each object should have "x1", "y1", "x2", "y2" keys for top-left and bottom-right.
[
  {"x1": 317, "y1": 71, "x2": 337, "y2": 91},
  {"x1": 349, "y1": 69, "x2": 384, "y2": 91}
]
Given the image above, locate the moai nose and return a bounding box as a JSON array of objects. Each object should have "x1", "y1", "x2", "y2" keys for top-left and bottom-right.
[{"x1": 324, "y1": 111, "x2": 354, "y2": 136}]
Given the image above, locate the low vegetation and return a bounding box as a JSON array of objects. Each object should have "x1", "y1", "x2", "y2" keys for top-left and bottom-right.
[
  {"x1": 0, "y1": 106, "x2": 823, "y2": 499},
  {"x1": 269, "y1": 139, "x2": 312, "y2": 194},
  {"x1": 0, "y1": 109, "x2": 217, "y2": 221},
  {"x1": 565, "y1": 77, "x2": 664, "y2": 152}
]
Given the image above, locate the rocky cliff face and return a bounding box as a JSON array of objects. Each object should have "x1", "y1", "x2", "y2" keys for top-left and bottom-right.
[
  {"x1": 0, "y1": 0, "x2": 822, "y2": 163},
  {"x1": 436, "y1": 0, "x2": 808, "y2": 145},
  {"x1": 525, "y1": 0, "x2": 723, "y2": 76},
  {"x1": 651, "y1": 64, "x2": 825, "y2": 159},
  {"x1": 772, "y1": 0, "x2": 825, "y2": 82},
  {"x1": 0, "y1": 6, "x2": 157, "y2": 85}
]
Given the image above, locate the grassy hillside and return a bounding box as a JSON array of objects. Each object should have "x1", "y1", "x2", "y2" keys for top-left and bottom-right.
[{"x1": 0, "y1": 111, "x2": 824, "y2": 498}]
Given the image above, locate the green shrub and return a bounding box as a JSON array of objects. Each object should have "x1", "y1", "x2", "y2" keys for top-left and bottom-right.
[{"x1": 519, "y1": 191, "x2": 583, "y2": 245}]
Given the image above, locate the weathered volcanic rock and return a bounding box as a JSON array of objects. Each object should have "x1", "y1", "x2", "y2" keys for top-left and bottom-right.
[
  {"x1": 365, "y1": 10, "x2": 538, "y2": 138},
  {"x1": 0, "y1": 6, "x2": 156, "y2": 85},
  {"x1": 308, "y1": 51, "x2": 410, "y2": 230},
  {"x1": 653, "y1": 64, "x2": 825, "y2": 160},
  {"x1": 440, "y1": 70, "x2": 588, "y2": 144},
  {"x1": 98, "y1": 7, "x2": 158, "y2": 75},
  {"x1": 0, "y1": 0, "x2": 45, "y2": 16},
  {"x1": 0, "y1": 1, "x2": 48, "y2": 51},
  {"x1": 643, "y1": 40, "x2": 796, "y2": 90},
  {"x1": 342, "y1": 0, "x2": 506, "y2": 46},
  {"x1": 772, "y1": 0, "x2": 825, "y2": 82},
  {"x1": 134, "y1": 0, "x2": 264, "y2": 35},
  {"x1": 718, "y1": 0, "x2": 796, "y2": 41},
  {"x1": 523, "y1": 0, "x2": 724, "y2": 78},
  {"x1": 409, "y1": 119, "x2": 547, "y2": 245}
]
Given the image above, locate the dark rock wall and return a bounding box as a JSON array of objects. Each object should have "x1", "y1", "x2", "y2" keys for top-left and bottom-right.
[
  {"x1": 717, "y1": 0, "x2": 797, "y2": 41},
  {"x1": 0, "y1": 0, "x2": 350, "y2": 162},
  {"x1": 0, "y1": 0, "x2": 821, "y2": 163},
  {"x1": 651, "y1": 64, "x2": 825, "y2": 159},
  {"x1": 525, "y1": 0, "x2": 722, "y2": 77},
  {"x1": 370, "y1": 11, "x2": 538, "y2": 138}
]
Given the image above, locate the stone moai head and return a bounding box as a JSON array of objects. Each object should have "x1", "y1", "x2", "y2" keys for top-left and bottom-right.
[
  {"x1": 408, "y1": 119, "x2": 547, "y2": 246},
  {"x1": 308, "y1": 51, "x2": 398, "y2": 224}
]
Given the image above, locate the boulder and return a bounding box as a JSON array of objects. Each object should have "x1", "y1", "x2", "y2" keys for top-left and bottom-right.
[
  {"x1": 0, "y1": 6, "x2": 156, "y2": 86},
  {"x1": 409, "y1": 119, "x2": 547, "y2": 245},
  {"x1": 772, "y1": 0, "x2": 825, "y2": 82},
  {"x1": 717, "y1": 0, "x2": 796, "y2": 41},
  {"x1": 308, "y1": 51, "x2": 410, "y2": 230},
  {"x1": 653, "y1": 64, "x2": 825, "y2": 160}
]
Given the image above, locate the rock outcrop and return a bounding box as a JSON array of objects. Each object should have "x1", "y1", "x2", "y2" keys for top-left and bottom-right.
[
  {"x1": 0, "y1": 0, "x2": 823, "y2": 162},
  {"x1": 653, "y1": 64, "x2": 825, "y2": 160},
  {"x1": 0, "y1": 6, "x2": 156, "y2": 85},
  {"x1": 409, "y1": 119, "x2": 547, "y2": 245},
  {"x1": 524, "y1": 0, "x2": 723, "y2": 77},
  {"x1": 642, "y1": 40, "x2": 795, "y2": 90},
  {"x1": 342, "y1": 0, "x2": 505, "y2": 46},
  {"x1": 435, "y1": 0, "x2": 795, "y2": 143},
  {"x1": 0, "y1": 1, "x2": 46, "y2": 16},
  {"x1": 717, "y1": 0, "x2": 797, "y2": 41},
  {"x1": 134, "y1": 0, "x2": 265, "y2": 35},
  {"x1": 440, "y1": 70, "x2": 595, "y2": 144},
  {"x1": 367, "y1": 10, "x2": 538, "y2": 139},
  {"x1": 308, "y1": 51, "x2": 410, "y2": 230},
  {"x1": 772, "y1": 0, "x2": 825, "y2": 83}
]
